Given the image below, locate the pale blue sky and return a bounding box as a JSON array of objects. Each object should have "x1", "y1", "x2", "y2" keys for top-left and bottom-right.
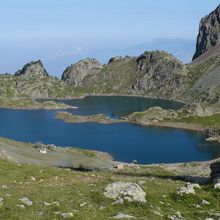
[{"x1": 0, "y1": 0, "x2": 219, "y2": 75}]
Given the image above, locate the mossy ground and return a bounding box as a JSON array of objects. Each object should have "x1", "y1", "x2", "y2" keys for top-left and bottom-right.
[{"x1": 0, "y1": 156, "x2": 219, "y2": 220}]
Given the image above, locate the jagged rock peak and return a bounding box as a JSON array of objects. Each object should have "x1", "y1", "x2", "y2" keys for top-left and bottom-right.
[
  {"x1": 62, "y1": 58, "x2": 102, "y2": 86},
  {"x1": 15, "y1": 60, "x2": 49, "y2": 77},
  {"x1": 193, "y1": 4, "x2": 220, "y2": 60},
  {"x1": 108, "y1": 56, "x2": 132, "y2": 64}
]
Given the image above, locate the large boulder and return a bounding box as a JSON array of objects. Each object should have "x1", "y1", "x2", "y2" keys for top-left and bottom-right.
[
  {"x1": 193, "y1": 4, "x2": 220, "y2": 60},
  {"x1": 62, "y1": 58, "x2": 102, "y2": 86},
  {"x1": 104, "y1": 182, "x2": 146, "y2": 203}
]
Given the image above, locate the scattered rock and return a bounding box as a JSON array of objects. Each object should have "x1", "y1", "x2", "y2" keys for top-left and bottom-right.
[
  {"x1": 112, "y1": 213, "x2": 136, "y2": 219},
  {"x1": 114, "y1": 163, "x2": 124, "y2": 170},
  {"x1": 201, "y1": 199, "x2": 210, "y2": 205},
  {"x1": 152, "y1": 210, "x2": 164, "y2": 217},
  {"x1": 16, "y1": 204, "x2": 25, "y2": 209},
  {"x1": 61, "y1": 212, "x2": 74, "y2": 218},
  {"x1": 80, "y1": 202, "x2": 87, "y2": 207},
  {"x1": 214, "y1": 182, "x2": 220, "y2": 190},
  {"x1": 44, "y1": 201, "x2": 60, "y2": 207},
  {"x1": 19, "y1": 197, "x2": 33, "y2": 206},
  {"x1": 104, "y1": 182, "x2": 146, "y2": 203},
  {"x1": 177, "y1": 182, "x2": 200, "y2": 195},
  {"x1": 31, "y1": 176, "x2": 36, "y2": 181},
  {"x1": 2, "y1": 185, "x2": 7, "y2": 189},
  {"x1": 168, "y1": 212, "x2": 185, "y2": 220},
  {"x1": 98, "y1": 206, "x2": 106, "y2": 210}
]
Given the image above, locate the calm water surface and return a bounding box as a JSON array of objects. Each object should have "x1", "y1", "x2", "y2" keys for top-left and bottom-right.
[{"x1": 1, "y1": 96, "x2": 220, "y2": 164}]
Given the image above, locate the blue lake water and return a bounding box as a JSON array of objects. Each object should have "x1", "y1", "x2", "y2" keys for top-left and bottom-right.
[{"x1": 1, "y1": 96, "x2": 220, "y2": 164}]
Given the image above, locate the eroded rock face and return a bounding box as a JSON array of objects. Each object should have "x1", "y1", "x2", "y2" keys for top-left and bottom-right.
[
  {"x1": 132, "y1": 51, "x2": 187, "y2": 98},
  {"x1": 62, "y1": 58, "x2": 102, "y2": 86},
  {"x1": 104, "y1": 182, "x2": 146, "y2": 203},
  {"x1": 15, "y1": 60, "x2": 48, "y2": 77},
  {"x1": 193, "y1": 4, "x2": 220, "y2": 60}
]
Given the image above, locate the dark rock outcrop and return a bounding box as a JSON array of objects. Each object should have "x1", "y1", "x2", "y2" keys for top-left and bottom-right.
[
  {"x1": 193, "y1": 4, "x2": 220, "y2": 60},
  {"x1": 62, "y1": 58, "x2": 102, "y2": 86}
]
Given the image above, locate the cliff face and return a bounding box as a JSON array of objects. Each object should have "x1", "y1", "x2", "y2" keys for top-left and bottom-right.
[
  {"x1": 62, "y1": 58, "x2": 102, "y2": 86},
  {"x1": 193, "y1": 4, "x2": 220, "y2": 60}
]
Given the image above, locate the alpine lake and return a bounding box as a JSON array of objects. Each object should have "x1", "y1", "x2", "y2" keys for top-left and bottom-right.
[{"x1": 1, "y1": 96, "x2": 220, "y2": 164}]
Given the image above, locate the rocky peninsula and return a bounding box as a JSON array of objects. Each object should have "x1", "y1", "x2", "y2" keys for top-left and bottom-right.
[{"x1": 56, "y1": 111, "x2": 126, "y2": 124}]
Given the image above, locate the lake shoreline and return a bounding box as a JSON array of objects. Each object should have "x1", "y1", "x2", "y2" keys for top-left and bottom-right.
[{"x1": 0, "y1": 136, "x2": 219, "y2": 178}]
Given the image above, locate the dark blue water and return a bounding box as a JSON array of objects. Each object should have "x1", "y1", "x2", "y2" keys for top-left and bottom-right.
[
  {"x1": 0, "y1": 96, "x2": 220, "y2": 164},
  {"x1": 55, "y1": 96, "x2": 184, "y2": 118}
]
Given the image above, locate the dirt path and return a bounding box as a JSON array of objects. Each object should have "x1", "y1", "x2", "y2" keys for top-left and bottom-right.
[{"x1": 0, "y1": 138, "x2": 114, "y2": 170}]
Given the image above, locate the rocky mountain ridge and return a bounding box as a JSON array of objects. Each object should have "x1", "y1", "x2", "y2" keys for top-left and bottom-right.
[
  {"x1": 193, "y1": 4, "x2": 220, "y2": 60},
  {"x1": 1, "y1": 4, "x2": 220, "y2": 108}
]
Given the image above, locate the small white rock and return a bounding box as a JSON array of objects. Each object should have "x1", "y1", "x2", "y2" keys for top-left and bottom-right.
[
  {"x1": 2, "y1": 185, "x2": 7, "y2": 189},
  {"x1": 113, "y1": 213, "x2": 136, "y2": 219},
  {"x1": 19, "y1": 197, "x2": 33, "y2": 206},
  {"x1": 31, "y1": 176, "x2": 36, "y2": 181},
  {"x1": 80, "y1": 202, "x2": 87, "y2": 207},
  {"x1": 201, "y1": 199, "x2": 210, "y2": 205},
  {"x1": 61, "y1": 212, "x2": 73, "y2": 218},
  {"x1": 44, "y1": 201, "x2": 60, "y2": 207},
  {"x1": 17, "y1": 204, "x2": 25, "y2": 209},
  {"x1": 214, "y1": 182, "x2": 220, "y2": 189}
]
